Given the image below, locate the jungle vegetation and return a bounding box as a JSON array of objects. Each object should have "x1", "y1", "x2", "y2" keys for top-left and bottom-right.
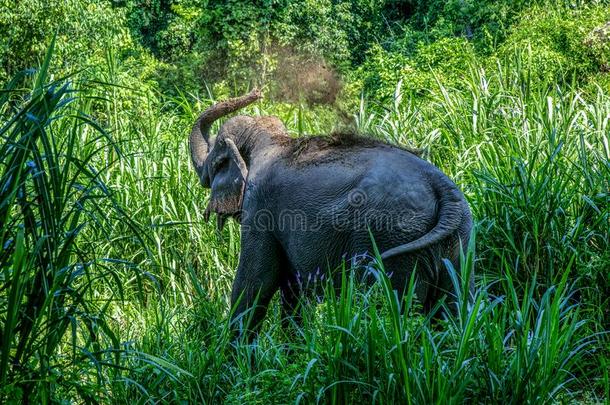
[{"x1": 0, "y1": 0, "x2": 609, "y2": 402}]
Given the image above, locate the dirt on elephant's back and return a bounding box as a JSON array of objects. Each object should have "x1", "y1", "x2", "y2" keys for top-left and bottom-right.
[{"x1": 287, "y1": 132, "x2": 422, "y2": 166}]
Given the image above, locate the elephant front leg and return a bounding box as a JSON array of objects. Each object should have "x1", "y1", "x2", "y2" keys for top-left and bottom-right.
[
  {"x1": 229, "y1": 231, "x2": 281, "y2": 340},
  {"x1": 280, "y1": 277, "x2": 303, "y2": 333}
]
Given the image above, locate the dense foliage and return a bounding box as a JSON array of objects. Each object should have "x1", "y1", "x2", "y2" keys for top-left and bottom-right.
[{"x1": 1, "y1": 0, "x2": 609, "y2": 403}]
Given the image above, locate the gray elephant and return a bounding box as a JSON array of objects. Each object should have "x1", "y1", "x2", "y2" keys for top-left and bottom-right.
[{"x1": 189, "y1": 89, "x2": 473, "y2": 335}]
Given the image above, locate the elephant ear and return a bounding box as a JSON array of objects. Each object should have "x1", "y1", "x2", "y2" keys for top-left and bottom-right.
[{"x1": 204, "y1": 138, "x2": 248, "y2": 230}]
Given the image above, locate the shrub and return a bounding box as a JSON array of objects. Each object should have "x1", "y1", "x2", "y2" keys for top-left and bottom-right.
[
  {"x1": 0, "y1": 0, "x2": 136, "y2": 82},
  {"x1": 353, "y1": 37, "x2": 475, "y2": 101},
  {"x1": 497, "y1": 5, "x2": 610, "y2": 86}
]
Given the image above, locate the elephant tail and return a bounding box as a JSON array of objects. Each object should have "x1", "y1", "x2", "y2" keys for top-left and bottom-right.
[{"x1": 379, "y1": 173, "x2": 468, "y2": 260}]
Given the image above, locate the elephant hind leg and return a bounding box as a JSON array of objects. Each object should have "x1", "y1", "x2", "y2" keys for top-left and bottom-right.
[
  {"x1": 430, "y1": 232, "x2": 474, "y2": 318},
  {"x1": 382, "y1": 255, "x2": 432, "y2": 312}
]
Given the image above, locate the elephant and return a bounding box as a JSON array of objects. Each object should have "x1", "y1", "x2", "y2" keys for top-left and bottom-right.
[{"x1": 189, "y1": 89, "x2": 473, "y2": 335}]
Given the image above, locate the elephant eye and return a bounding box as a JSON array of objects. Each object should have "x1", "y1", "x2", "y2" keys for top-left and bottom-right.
[{"x1": 212, "y1": 157, "x2": 229, "y2": 173}]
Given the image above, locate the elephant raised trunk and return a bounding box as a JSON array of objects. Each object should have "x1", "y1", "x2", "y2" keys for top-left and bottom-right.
[{"x1": 189, "y1": 89, "x2": 262, "y2": 186}]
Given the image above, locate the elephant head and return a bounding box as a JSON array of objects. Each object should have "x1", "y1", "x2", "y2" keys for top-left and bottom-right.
[{"x1": 189, "y1": 89, "x2": 285, "y2": 230}]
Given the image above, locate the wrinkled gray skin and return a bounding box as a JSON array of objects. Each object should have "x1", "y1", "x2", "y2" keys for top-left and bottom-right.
[{"x1": 189, "y1": 89, "x2": 473, "y2": 336}]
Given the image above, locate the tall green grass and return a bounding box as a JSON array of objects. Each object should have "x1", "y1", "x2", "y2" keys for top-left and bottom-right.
[
  {"x1": 1, "y1": 44, "x2": 608, "y2": 402},
  {"x1": 0, "y1": 38, "x2": 126, "y2": 401}
]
